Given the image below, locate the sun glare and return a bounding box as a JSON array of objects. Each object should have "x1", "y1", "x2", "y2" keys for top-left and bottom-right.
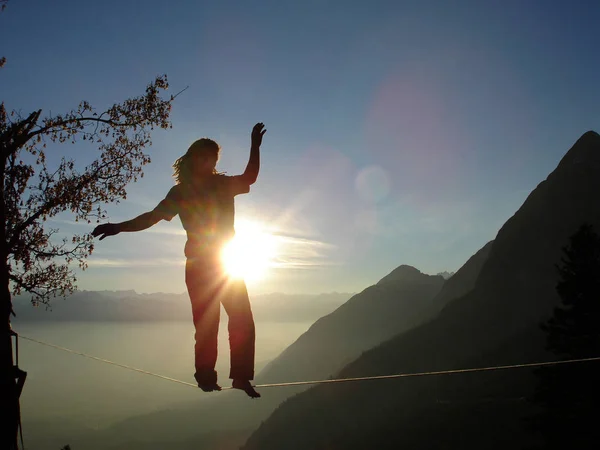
[{"x1": 221, "y1": 220, "x2": 277, "y2": 281}]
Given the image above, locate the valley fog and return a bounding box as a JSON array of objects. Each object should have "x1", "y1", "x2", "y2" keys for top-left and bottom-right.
[{"x1": 16, "y1": 320, "x2": 313, "y2": 430}]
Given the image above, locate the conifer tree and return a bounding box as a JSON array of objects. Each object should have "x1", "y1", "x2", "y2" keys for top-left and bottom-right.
[{"x1": 531, "y1": 223, "x2": 600, "y2": 448}]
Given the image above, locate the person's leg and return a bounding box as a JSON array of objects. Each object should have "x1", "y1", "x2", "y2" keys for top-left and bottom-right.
[
  {"x1": 220, "y1": 277, "x2": 259, "y2": 398},
  {"x1": 186, "y1": 258, "x2": 223, "y2": 390}
]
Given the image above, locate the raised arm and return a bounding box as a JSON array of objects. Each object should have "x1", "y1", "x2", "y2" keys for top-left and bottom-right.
[{"x1": 240, "y1": 122, "x2": 266, "y2": 185}]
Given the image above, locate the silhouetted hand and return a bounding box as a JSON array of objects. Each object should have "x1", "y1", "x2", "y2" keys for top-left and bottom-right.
[
  {"x1": 251, "y1": 122, "x2": 266, "y2": 147},
  {"x1": 92, "y1": 223, "x2": 121, "y2": 240}
]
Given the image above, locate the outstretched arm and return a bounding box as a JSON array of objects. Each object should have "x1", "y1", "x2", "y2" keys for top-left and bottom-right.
[
  {"x1": 92, "y1": 211, "x2": 164, "y2": 240},
  {"x1": 118, "y1": 211, "x2": 164, "y2": 232},
  {"x1": 240, "y1": 122, "x2": 266, "y2": 185},
  {"x1": 92, "y1": 186, "x2": 180, "y2": 240}
]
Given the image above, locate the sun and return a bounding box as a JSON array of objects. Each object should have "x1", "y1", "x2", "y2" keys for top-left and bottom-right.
[{"x1": 221, "y1": 220, "x2": 277, "y2": 281}]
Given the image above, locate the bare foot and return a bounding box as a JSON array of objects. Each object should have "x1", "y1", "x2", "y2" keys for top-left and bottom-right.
[{"x1": 232, "y1": 379, "x2": 261, "y2": 398}]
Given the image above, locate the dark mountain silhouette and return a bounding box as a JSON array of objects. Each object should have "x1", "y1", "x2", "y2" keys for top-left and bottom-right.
[
  {"x1": 257, "y1": 242, "x2": 492, "y2": 386},
  {"x1": 428, "y1": 240, "x2": 492, "y2": 313},
  {"x1": 242, "y1": 130, "x2": 600, "y2": 450},
  {"x1": 257, "y1": 265, "x2": 445, "y2": 384}
]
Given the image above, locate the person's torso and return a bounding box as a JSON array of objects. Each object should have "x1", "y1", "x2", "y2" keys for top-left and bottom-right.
[{"x1": 176, "y1": 177, "x2": 236, "y2": 257}]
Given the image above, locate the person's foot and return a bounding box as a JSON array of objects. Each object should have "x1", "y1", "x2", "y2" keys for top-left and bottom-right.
[
  {"x1": 194, "y1": 370, "x2": 220, "y2": 392},
  {"x1": 232, "y1": 379, "x2": 261, "y2": 398},
  {"x1": 197, "y1": 382, "x2": 222, "y2": 392}
]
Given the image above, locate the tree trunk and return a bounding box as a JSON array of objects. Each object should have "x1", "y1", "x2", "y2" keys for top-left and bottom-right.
[
  {"x1": 0, "y1": 263, "x2": 18, "y2": 449},
  {"x1": 0, "y1": 143, "x2": 18, "y2": 448}
]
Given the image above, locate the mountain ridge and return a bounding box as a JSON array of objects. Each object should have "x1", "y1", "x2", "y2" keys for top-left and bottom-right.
[{"x1": 242, "y1": 131, "x2": 600, "y2": 449}]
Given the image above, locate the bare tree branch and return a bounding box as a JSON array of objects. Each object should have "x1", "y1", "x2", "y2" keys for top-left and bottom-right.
[{"x1": 1, "y1": 74, "x2": 176, "y2": 306}]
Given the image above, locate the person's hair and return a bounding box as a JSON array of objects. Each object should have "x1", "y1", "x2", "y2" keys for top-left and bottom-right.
[{"x1": 172, "y1": 138, "x2": 221, "y2": 184}]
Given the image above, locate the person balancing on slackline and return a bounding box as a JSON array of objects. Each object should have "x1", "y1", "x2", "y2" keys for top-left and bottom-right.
[{"x1": 92, "y1": 123, "x2": 267, "y2": 398}]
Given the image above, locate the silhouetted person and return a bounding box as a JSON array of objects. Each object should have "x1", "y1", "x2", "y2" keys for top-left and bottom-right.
[{"x1": 92, "y1": 123, "x2": 266, "y2": 398}]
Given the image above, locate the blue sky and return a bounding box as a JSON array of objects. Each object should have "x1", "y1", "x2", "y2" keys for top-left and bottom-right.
[{"x1": 2, "y1": 0, "x2": 599, "y2": 295}]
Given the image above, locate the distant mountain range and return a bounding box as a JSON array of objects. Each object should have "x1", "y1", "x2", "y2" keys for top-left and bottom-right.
[
  {"x1": 436, "y1": 271, "x2": 455, "y2": 279},
  {"x1": 11, "y1": 291, "x2": 353, "y2": 323},
  {"x1": 242, "y1": 131, "x2": 600, "y2": 449}
]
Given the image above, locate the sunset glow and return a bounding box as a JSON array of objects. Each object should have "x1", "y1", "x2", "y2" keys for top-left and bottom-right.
[{"x1": 221, "y1": 220, "x2": 277, "y2": 281}]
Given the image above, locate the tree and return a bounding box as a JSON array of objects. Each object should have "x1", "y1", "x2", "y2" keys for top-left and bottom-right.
[
  {"x1": 0, "y1": 82, "x2": 175, "y2": 449},
  {"x1": 530, "y1": 223, "x2": 600, "y2": 448},
  {"x1": 1, "y1": 5, "x2": 175, "y2": 446}
]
